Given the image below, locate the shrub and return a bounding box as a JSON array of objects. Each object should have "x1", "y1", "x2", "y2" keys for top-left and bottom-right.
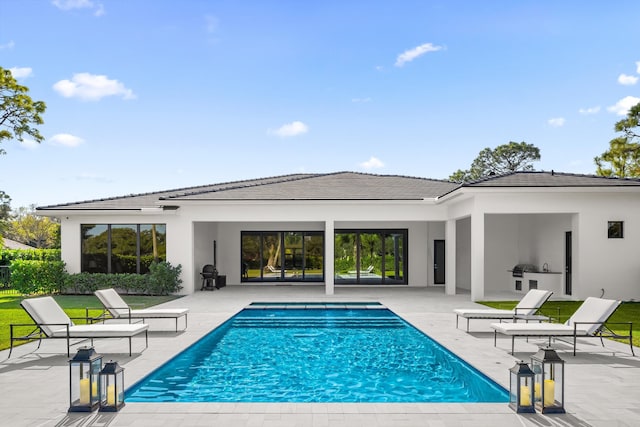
[
  {"x1": 147, "y1": 261, "x2": 183, "y2": 295},
  {"x1": 10, "y1": 260, "x2": 68, "y2": 294},
  {"x1": 62, "y1": 262, "x2": 182, "y2": 296},
  {"x1": 0, "y1": 249, "x2": 61, "y2": 264}
]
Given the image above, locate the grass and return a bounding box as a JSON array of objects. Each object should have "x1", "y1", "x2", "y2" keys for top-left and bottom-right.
[
  {"x1": 0, "y1": 291, "x2": 180, "y2": 351},
  {"x1": 480, "y1": 300, "x2": 640, "y2": 348}
]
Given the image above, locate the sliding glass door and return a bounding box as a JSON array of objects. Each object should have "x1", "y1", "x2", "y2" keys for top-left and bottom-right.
[
  {"x1": 241, "y1": 231, "x2": 324, "y2": 282},
  {"x1": 334, "y1": 229, "x2": 407, "y2": 285}
]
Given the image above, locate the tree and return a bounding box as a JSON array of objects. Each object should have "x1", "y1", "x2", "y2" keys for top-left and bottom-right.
[
  {"x1": 595, "y1": 102, "x2": 640, "y2": 178},
  {"x1": 449, "y1": 141, "x2": 541, "y2": 183},
  {"x1": 0, "y1": 66, "x2": 46, "y2": 151},
  {"x1": 5, "y1": 205, "x2": 60, "y2": 248},
  {"x1": 0, "y1": 66, "x2": 47, "y2": 244}
]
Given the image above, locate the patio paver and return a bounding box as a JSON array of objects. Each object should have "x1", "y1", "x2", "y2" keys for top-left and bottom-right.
[{"x1": 1, "y1": 286, "x2": 637, "y2": 426}]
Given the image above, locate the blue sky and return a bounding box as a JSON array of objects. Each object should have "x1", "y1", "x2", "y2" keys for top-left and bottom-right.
[{"x1": 1, "y1": 0, "x2": 639, "y2": 209}]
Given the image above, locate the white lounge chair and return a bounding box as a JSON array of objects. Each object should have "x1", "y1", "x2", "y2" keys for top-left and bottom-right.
[
  {"x1": 10, "y1": 296, "x2": 149, "y2": 357},
  {"x1": 94, "y1": 288, "x2": 188, "y2": 332},
  {"x1": 490, "y1": 297, "x2": 634, "y2": 356},
  {"x1": 454, "y1": 289, "x2": 553, "y2": 331},
  {"x1": 347, "y1": 265, "x2": 375, "y2": 275}
]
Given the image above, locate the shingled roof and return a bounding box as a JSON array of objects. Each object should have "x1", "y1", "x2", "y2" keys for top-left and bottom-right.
[
  {"x1": 36, "y1": 171, "x2": 640, "y2": 212},
  {"x1": 37, "y1": 172, "x2": 458, "y2": 211},
  {"x1": 463, "y1": 171, "x2": 640, "y2": 187}
]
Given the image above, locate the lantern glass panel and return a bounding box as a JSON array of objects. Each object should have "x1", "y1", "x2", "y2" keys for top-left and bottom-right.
[
  {"x1": 508, "y1": 361, "x2": 535, "y2": 413},
  {"x1": 531, "y1": 347, "x2": 565, "y2": 414},
  {"x1": 100, "y1": 361, "x2": 126, "y2": 412},
  {"x1": 69, "y1": 347, "x2": 102, "y2": 412}
]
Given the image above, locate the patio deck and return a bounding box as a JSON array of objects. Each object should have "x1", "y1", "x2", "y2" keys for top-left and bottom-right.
[{"x1": 1, "y1": 286, "x2": 638, "y2": 426}]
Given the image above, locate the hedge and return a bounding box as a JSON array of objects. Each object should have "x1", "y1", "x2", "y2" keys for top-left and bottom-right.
[
  {"x1": 7, "y1": 259, "x2": 183, "y2": 296},
  {"x1": 9, "y1": 260, "x2": 68, "y2": 295},
  {"x1": 61, "y1": 262, "x2": 183, "y2": 296},
  {"x1": 0, "y1": 249, "x2": 62, "y2": 264}
]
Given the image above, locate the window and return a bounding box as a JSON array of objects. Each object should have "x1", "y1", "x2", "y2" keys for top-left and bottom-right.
[
  {"x1": 241, "y1": 231, "x2": 324, "y2": 282},
  {"x1": 334, "y1": 229, "x2": 408, "y2": 285},
  {"x1": 81, "y1": 224, "x2": 166, "y2": 273},
  {"x1": 607, "y1": 221, "x2": 624, "y2": 239}
]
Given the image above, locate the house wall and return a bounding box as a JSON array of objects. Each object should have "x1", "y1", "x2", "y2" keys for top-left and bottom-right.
[
  {"x1": 455, "y1": 217, "x2": 471, "y2": 291},
  {"x1": 473, "y1": 190, "x2": 640, "y2": 301},
  {"x1": 193, "y1": 220, "x2": 432, "y2": 288},
  {"x1": 55, "y1": 187, "x2": 640, "y2": 301}
]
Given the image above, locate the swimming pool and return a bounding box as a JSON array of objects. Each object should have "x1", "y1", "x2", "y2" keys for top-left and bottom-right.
[{"x1": 126, "y1": 302, "x2": 508, "y2": 403}]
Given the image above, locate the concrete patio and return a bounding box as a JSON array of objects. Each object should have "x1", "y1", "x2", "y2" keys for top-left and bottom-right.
[{"x1": 1, "y1": 286, "x2": 637, "y2": 427}]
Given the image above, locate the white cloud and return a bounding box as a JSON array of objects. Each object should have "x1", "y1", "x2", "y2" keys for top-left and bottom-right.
[
  {"x1": 269, "y1": 121, "x2": 309, "y2": 137},
  {"x1": 18, "y1": 138, "x2": 39, "y2": 150},
  {"x1": 360, "y1": 156, "x2": 384, "y2": 170},
  {"x1": 50, "y1": 133, "x2": 85, "y2": 147},
  {"x1": 9, "y1": 67, "x2": 33, "y2": 79},
  {"x1": 0, "y1": 40, "x2": 15, "y2": 49},
  {"x1": 636, "y1": 61, "x2": 640, "y2": 74},
  {"x1": 548, "y1": 117, "x2": 566, "y2": 127},
  {"x1": 52, "y1": 0, "x2": 105, "y2": 16},
  {"x1": 395, "y1": 43, "x2": 443, "y2": 67},
  {"x1": 618, "y1": 74, "x2": 638, "y2": 85},
  {"x1": 53, "y1": 73, "x2": 136, "y2": 101},
  {"x1": 578, "y1": 106, "x2": 600, "y2": 115},
  {"x1": 607, "y1": 96, "x2": 640, "y2": 116}
]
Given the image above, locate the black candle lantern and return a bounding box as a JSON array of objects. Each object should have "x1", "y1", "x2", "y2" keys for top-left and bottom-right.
[
  {"x1": 68, "y1": 346, "x2": 102, "y2": 412},
  {"x1": 509, "y1": 360, "x2": 535, "y2": 413},
  {"x1": 99, "y1": 360, "x2": 125, "y2": 412},
  {"x1": 531, "y1": 347, "x2": 565, "y2": 414}
]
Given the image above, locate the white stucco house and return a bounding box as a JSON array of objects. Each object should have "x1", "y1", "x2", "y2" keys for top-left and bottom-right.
[{"x1": 36, "y1": 171, "x2": 640, "y2": 301}]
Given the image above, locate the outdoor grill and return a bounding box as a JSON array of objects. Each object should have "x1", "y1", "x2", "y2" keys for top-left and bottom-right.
[{"x1": 512, "y1": 263, "x2": 537, "y2": 277}]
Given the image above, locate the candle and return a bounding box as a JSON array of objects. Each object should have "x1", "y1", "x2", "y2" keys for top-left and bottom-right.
[
  {"x1": 534, "y1": 382, "x2": 541, "y2": 400},
  {"x1": 92, "y1": 380, "x2": 98, "y2": 397},
  {"x1": 79, "y1": 378, "x2": 90, "y2": 405},
  {"x1": 519, "y1": 385, "x2": 531, "y2": 406},
  {"x1": 107, "y1": 385, "x2": 116, "y2": 406},
  {"x1": 544, "y1": 379, "x2": 555, "y2": 406}
]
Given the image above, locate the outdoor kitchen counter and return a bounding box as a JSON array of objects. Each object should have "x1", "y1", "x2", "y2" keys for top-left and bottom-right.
[{"x1": 509, "y1": 270, "x2": 563, "y2": 294}]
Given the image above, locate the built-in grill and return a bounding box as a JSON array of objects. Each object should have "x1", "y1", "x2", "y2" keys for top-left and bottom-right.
[{"x1": 512, "y1": 263, "x2": 537, "y2": 277}]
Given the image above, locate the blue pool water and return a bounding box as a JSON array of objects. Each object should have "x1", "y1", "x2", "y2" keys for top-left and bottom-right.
[{"x1": 126, "y1": 303, "x2": 508, "y2": 403}]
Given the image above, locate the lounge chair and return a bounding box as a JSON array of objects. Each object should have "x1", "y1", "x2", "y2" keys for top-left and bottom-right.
[
  {"x1": 267, "y1": 265, "x2": 284, "y2": 274},
  {"x1": 94, "y1": 288, "x2": 188, "y2": 332},
  {"x1": 491, "y1": 297, "x2": 634, "y2": 356},
  {"x1": 347, "y1": 265, "x2": 375, "y2": 275},
  {"x1": 454, "y1": 289, "x2": 553, "y2": 331},
  {"x1": 9, "y1": 296, "x2": 149, "y2": 357}
]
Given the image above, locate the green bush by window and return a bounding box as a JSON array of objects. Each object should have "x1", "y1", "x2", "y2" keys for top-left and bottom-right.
[{"x1": 9, "y1": 260, "x2": 68, "y2": 294}]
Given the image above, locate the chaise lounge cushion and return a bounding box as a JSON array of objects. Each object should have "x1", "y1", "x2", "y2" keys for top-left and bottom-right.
[
  {"x1": 454, "y1": 289, "x2": 553, "y2": 319},
  {"x1": 20, "y1": 296, "x2": 149, "y2": 338},
  {"x1": 490, "y1": 297, "x2": 621, "y2": 337},
  {"x1": 95, "y1": 288, "x2": 189, "y2": 319}
]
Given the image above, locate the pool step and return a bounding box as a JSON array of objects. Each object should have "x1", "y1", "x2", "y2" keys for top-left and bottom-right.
[{"x1": 232, "y1": 316, "x2": 406, "y2": 328}]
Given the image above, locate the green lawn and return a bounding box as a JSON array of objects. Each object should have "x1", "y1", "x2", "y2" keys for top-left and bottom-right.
[
  {"x1": 480, "y1": 300, "x2": 640, "y2": 348},
  {"x1": 0, "y1": 291, "x2": 180, "y2": 352}
]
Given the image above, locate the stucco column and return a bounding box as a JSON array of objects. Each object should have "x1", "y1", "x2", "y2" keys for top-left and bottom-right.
[
  {"x1": 470, "y1": 213, "x2": 485, "y2": 301},
  {"x1": 166, "y1": 220, "x2": 195, "y2": 295},
  {"x1": 325, "y1": 219, "x2": 335, "y2": 295},
  {"x1": 445, "y1": 218, "x2": 456, "y2": 295}
]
